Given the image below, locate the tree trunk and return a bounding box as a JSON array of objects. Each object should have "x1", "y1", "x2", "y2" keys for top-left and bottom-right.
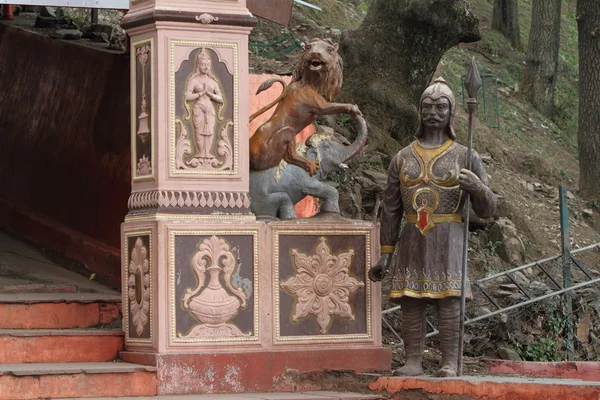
[
  {"x1": 521, "y1": 0, "x2": 561, "y2": 118},
  {"x1": 340, "y1": 0, "x2": 480, "y2": 153},
  {"x1": 577, "y1": 0, "x2": 600, "y2": 199},
  {"x1": 492, "y1": 0, "x2": 522, "y2": 50}
]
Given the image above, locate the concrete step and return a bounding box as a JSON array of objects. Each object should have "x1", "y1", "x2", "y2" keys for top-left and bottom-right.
[
  {"x1": 0, "y1": 293, "x2": 121, "y2": 329},
  {"x1": 370, "y1": 375, "x2": 600, "y2": 400},
  {"x1": 56, "y1": 392, "x2": 384, "y2": 399},
  {"x1": 0, "y1": 329, "x2": 123, "y2": 363},
  {"x1": 487, "y1": 359, "x2": 600, "y2": 382},
  {"x1": 0, "y1": 362, "x2": 157, "y2": 399}
]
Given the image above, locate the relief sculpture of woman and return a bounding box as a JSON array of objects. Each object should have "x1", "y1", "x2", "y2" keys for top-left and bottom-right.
[
  {"x1": 184, "y1": 48, "x2": 224, "y2": 160},
  {"x1": 369, "y1": 78, "x2": 497, "y2": 377}
]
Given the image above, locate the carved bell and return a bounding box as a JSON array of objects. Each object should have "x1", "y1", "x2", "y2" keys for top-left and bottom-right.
[{"x1": 137, "y1": 111, "x2": 150, "y2": 144}]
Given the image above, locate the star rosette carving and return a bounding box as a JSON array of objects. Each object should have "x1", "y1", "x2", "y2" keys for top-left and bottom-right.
[
  {"x1": 280, "y1": 237, "x2": 365, "y2": 334},
  {"x1": 128, "y1": 237, "x2": 150, "y2": 337}
]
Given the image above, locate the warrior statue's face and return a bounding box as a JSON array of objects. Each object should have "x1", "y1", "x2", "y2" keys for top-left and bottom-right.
[{"x1": 421, "y1": 97, "x2": 451, "y2": 131}]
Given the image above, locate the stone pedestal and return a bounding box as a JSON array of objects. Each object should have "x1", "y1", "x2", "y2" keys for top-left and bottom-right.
[
  {"x1": 121, "y1": 219, "x2": 390, "y2": 394},
  {"x1": 120, "y1": 0, "x2": 390, "y2": 394}
]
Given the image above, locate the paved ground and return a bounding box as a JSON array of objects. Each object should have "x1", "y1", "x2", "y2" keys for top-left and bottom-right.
[{"x1": 0, "y1": 228, "x2": 119, "y2": 295}]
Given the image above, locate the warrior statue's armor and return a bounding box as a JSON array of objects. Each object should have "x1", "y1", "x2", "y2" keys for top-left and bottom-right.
[
  {"x1": 381, "y1": 79, "x2": 496, "y2": 301},
  {"x1": 375, "y1": 77, "x2": 497, "y2": 377},
  {"x1": 383, "y1": 139, "x2": 496, "y2": 299}
]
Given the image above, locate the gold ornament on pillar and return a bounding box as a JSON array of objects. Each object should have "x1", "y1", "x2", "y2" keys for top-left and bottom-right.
[{"x1": 136, "y1": 44, "x2": 151, "y2": 144}]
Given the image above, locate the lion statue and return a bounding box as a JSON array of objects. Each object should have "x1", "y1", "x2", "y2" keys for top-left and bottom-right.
[{"x1": 249, "y1": 38, "x2": 362, "y2": 176}]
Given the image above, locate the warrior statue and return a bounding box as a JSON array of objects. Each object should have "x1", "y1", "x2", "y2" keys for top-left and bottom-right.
[{"x1": 368, "y1": 77, "x2": 497, "y2": 377}]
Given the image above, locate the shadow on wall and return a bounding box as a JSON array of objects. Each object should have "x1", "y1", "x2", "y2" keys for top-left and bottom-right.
[{"x1": 0, "y1": 24, "x2": 131, "y2": 282}]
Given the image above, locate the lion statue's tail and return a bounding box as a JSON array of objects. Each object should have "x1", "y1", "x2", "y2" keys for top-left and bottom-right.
[{"x1": 249, "y1": 78, "x2": 287, "y2": 122}]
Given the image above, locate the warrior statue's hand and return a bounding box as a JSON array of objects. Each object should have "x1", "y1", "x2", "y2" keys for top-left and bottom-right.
[
  {"x1": 368, "y1": 253, "x2": 393, "y2": 282},
  {"x1": 459, "y1": 168, "x2": 484, "y2": 195}
]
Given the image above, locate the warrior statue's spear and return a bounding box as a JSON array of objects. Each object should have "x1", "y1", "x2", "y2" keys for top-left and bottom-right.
[{"x1": 458, "y1": 57, "x2": 482, "y2": 377}]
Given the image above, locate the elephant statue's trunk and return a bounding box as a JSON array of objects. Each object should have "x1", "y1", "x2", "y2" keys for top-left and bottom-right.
[{"x1": 341, "y1": 115, "x2": 368, "y2": 163}]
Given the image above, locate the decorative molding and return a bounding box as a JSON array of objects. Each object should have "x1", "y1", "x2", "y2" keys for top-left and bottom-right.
[
  {"x1": 281, "y1": 237, "x2": 364, "y2": 334},
  {"x1": 180, "y1": 235, "x2": 250, "y2": 338},
  {"x1": 170, "y1": 41, "x2": 239, "y2": 177},
  {"x1": 123, "y1": 231, "x2": 153, "y2": 344},
  {"x1": 169, "y1": 230, "x2": 260, "y2": 344},
  {"x1": 121, "y1": 10, "x2": 257, "y2": 31},
  {"x1": 195, "y1": 13, "x2": 219, "y2": 24},
  {"x1": 128, "y1": 190, "x2": 251, "y2": 210},
  {"x1": 125, "y1": 213, "x2": 255, "y2": 222},
  {"x1": 135, "y1": 44, "x2": 151, "y2": 145},
  {"x1": 175, "y1": 119, "x2": 233, "y2": 171},
  {"x1": 131, "y1": 38, "x2": 155, "y2": 183},
  {"x1": 128, "y1": 237, "x2": 151, "y2": 336},
  {"x1": 136, "y1": 155, "x2": 152, "y2": 176},
  {"x1": 274, "y1": 229, "x2": 373, "y2": 343}
]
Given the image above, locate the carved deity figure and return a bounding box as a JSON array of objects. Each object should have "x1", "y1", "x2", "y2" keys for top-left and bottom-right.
[
  {"x1": 369, "y1": 78, "x2": 497, "y2": 377},
  {"x1": 184, "y1": 48, "x2": 224, "y2": 160}
]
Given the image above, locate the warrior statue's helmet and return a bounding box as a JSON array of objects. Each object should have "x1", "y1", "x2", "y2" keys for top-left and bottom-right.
[{"x1": 415, "y1": 77, "x2": 456, "y2": 140}]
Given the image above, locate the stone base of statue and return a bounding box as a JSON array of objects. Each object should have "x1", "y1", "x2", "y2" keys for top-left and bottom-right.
[{"x1": 121, "y1": 217, "x2": 390, "y2": 395}]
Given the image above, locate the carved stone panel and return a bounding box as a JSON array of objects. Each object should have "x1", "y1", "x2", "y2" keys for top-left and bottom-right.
[
  {"x1": 170, "y1": 231, "x2": 258, "y2": 343},
  {"x1": 275, "y1": 231, "x2": 371, "y2": 342},
  {"x1": 170, "y1": 42, "x2": 237, "y2": 176},
  {"x1": 132, "y1": 40, "x2": 154, "y2": 182},
  {"x1": 124, "y1": 233, "x2": 152, "y2": 343}
]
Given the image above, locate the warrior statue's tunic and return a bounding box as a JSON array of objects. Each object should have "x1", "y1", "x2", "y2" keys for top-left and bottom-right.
[{"x1": 380, "y1": 139, "x2": 496, "y2": 302}]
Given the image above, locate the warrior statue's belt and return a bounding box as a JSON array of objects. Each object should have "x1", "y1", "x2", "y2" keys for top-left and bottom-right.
[
  {"x1": 406, "y1": 213, "x2": 462, "y2": 235},
  {"x1": 406, "y1": 213, "x2": 462, "y2": 224}
]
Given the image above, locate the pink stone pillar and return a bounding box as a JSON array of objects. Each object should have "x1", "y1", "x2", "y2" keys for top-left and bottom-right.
[
  {"x1": 120, "y1": 2, "x2": 390, "y2": 394},
  {"x1": 120, "y1": 0, "x2": 259, "y2": 380}
]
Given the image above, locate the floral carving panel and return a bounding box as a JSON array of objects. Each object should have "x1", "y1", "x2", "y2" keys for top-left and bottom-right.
[
  {"x1": 126, "y1": 234, "x2": 152, "y2": 341},
  {"x1": 278, "y1": 234, "x2": 369, "y2": 338},
  {"x1": 172, "y1": 232, "x2": 257, "y2": 343}
]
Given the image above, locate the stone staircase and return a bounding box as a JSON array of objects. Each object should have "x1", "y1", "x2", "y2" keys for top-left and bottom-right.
[
  {"x1": 0, "y1": 229, "x2": 157, "y2": 399},
  {"x1": 0, "y1": 293, "x2": 157, "y2": 399}
]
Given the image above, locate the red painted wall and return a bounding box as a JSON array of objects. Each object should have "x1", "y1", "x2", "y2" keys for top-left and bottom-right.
[
  {"x1": 0, "y1": 25, "x2": 131, "y2": 246},
  {"x1": 0, "y1": 24, "x2": 130, "y2": 281},
  {"x1": 0, "y1": 24, "x2": 317, "y2": 282}
]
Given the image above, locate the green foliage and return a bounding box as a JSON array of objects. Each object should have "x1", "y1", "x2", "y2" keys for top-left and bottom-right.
[
  {"x1": 356, "y1": 0, "x2": 370, "y2": 15},
  {"x1": 547, "y1": 313, "x2": 568, "y2": 335},
  {"x1": 338, "y1": 114, "x2": 351, "y2": 127},
  {"x1": 517, "y1": 338, "x2": 562, "y2": 362},
  {"x1": 560, "y1": 169, "x2": 572, "y2": 183},
  {"x1": 588, "y1": 200, "x2": 600, "y2": 212},
  {"x1": 486, "y1": 240, "x2": 503, "y2": 256}
]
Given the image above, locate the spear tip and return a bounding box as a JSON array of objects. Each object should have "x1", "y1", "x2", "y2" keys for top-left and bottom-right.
[{"x1": 464, "y1": 57, "x2": 482, "y2": 99}]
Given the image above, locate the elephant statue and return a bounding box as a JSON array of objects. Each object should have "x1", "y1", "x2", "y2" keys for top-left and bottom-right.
[{"x1": 249, "y1": 115, "x2": 368, "y2": 219}]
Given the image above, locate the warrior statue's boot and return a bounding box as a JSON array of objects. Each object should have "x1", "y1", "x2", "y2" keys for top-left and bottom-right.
[
  {"x1": 435, "y1": 297, "x2": 461, "y2": 377},
  {"x1": 393, "y1": 298, "x2": 426, "y2": 376}
]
